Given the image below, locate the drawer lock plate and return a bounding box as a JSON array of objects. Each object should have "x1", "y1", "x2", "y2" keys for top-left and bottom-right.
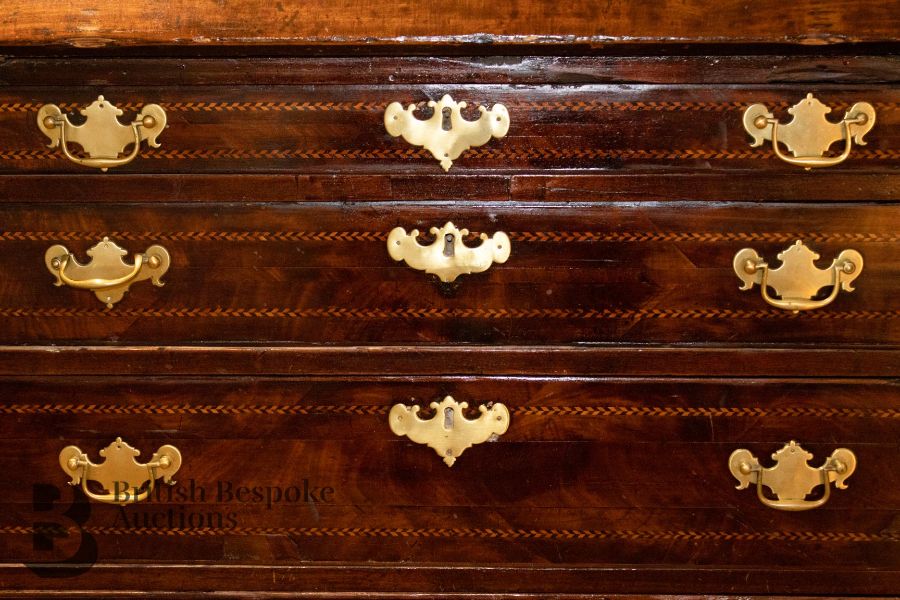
[{"x1": 390, "y1": 396, "x2": 510, "y2": 466}]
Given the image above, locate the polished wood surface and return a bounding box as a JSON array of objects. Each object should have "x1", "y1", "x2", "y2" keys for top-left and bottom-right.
[
  {"x1": 1, "y1": 376, "x2": 897, "y2": 594},
  {"x1": 2, "y1": 346, "x2": 899, "y2": 377},
  {"x1": 1, "y1": 0, "x2": 898, "y2": 48},
  {"x1": 0, "y1": 202, "x2": 895, "y2": 345},
  {"x1": 0, "y1": 21, "x2": 896, "y2": 598},
  {"x1": 3, "y1": 56, "x2": 899, "y2": 86},
  {"x1": 0, "y1": 84, "x2": 896, "y2": 174}
]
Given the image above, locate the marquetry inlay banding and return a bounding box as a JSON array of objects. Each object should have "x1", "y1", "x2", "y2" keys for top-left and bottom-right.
[
  {"x1": 3, "y1": 525, "x2": 896, "y2": 543},
  {"x1": 0, "y1": 231, "x2": 896, "y2": 244},
  {"x1": 0, "y1": 307, "x2": 897, "y2": 320},
  {"x1": 3, "y1": 403, "x2": 897, "y2": 419},
  {"x1": 0, "y1": 100, "x2": 897, "y2": 114},
  {"x1": 0, "y1": 147, "x2": 898, "y2": 162}
]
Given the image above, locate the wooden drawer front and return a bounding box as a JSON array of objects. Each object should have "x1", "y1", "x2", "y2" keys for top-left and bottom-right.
[
  {"x1": 0, "y1": 202, "x2": 896, "y2": 345},
  {"x1": 0, "y1": 377, "x2": 897, "y2": 595},
  {"x1": 0, "y1": 82, "x2": 897, "y2": 175}
]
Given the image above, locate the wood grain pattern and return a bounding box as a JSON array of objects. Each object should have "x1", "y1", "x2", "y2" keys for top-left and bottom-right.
[
  {"x1": 1, "y1": 565, "x2": 898, "y2": 597},
  {"x1": 0, "y1": 376, "x2": 896, "y2": 595},
  {"x1": 2, "y1": 56, "x2": 899, "y2": 86},
  {"x1": 0, "y1": 202, "x2": 895, "y2": 345},
  {"x1": 1, "y1": 346, "x2": 899, "y2": 377},
  {"x1": 1, "y1": 172, "x2": 899, "y2": 204},
  {"x1": 0, "y1": 84, "x2": 897, "y2": 174},
  {"x1": 0, "y1": 0, "x2": 898, "y2": 47}
]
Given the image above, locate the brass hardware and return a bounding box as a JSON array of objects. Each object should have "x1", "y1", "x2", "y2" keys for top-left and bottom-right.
[
  {"x1": 45, "y1": 237, "x2": 170, "y2": 308},
  {"x1": 384, "y1": 94, "x2": 510, "y2": 171},
  {"x1": 729, "y1": 441, "x2": 856, "y2": 511},
  {"x1": 733, "y1": 240, "x2": 862, "y2": 312},
  {"x1": 37, "y1": 96, "x2": 166, "y2": 171},
  {"x1": 59, "y1": 437, "x2": 182, "y2": 505},
  {"x1": 389, "y1": 395, "x2": 509, "y2": 466},
  {"x1": 743, "y1": 93, "x2": 875, "y2": 168},
  {"x1": 388, "y1": 221, "x2": 511, "y2": 283}
]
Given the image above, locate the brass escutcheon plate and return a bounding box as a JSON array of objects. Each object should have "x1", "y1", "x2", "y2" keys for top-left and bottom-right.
[
  {"x1": 384, "y1": 94, "x2": 509, "y2": 171},
  {"x1": 389, "y1": 396, "x2": 510, "y2": 466},
  {"x1": 388, "y1": 221, "x2": 511, "y2": 283}
]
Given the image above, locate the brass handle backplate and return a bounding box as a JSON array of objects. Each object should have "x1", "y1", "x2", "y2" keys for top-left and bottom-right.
[
  {"x1": 385, "y1": 94, "x2": 510, "y2": 171},
  {"x1": 37, "y1": 96, "x2": 166, "y2": 171},
  {"x1": 733, "y1": 240, "x2": 862, "y2": 312},
  {"x1": 729, "y1": 441, "x2": 856, "y2": 511},
  {"x1": 388, "y1": 221, "x2": 511, "y2": 283},
  {"x1": 60, "y1": 437, "x2": 182, "y2": 505},
  {"x1": 390, "y1": 395, "x2": 510, "y2": 466},
  {"x1": 743, "y1": 93, "x2": 875, "y2": 169},
  {"x1": 46, "y1": 237, "x2": 170, "y2": 308}
]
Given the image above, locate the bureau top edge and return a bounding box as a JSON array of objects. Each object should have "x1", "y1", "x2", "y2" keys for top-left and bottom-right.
[{"x1": 0, "y1": 0, "x2": 898, "y2": 51}]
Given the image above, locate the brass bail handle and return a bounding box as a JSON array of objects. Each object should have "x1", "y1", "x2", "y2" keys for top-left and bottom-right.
[
  {"x1": 729, "y1": 441, "x2": 856, "y2": 511},
  {"x1": 37, "y1": 96, "x2": 166, "y2": 171},
  {"x1": 45, "y1": 237, "x2": 171, "y2": 308},
  {"x1": 59, "y1": 438, "x2": 182, "y2": 506},
  {"x1": 51, "y1": 252, "x2": 158, "y2": 290},
  {"x1": 733, "y1": 241, "x2": 863, "y2": 312},
  {"x1": 743, "y1": 93, "x2": 876, "y2": 169}
]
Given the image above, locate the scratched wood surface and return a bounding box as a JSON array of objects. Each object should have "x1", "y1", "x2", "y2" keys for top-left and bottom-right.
[
  {"x1": 0, "y1": 84, "x2": 897, "y2": 175},
  {"x1": 0, "y1": 0, "x2": 898, "y2": 47}
]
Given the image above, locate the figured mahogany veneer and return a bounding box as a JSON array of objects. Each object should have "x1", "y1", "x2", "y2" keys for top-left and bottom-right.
[
  {"x1": 0, "y1": 6, "x2": 898, "y2": 597},
  {"x1": 1, "y1": 376, "x2": 898, "y2": 596},
  {"x1": 0, "y1": 202, "x2": 895, "y2": 345}
]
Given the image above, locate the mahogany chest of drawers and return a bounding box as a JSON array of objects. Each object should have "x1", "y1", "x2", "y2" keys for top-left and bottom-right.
[{"x1": 0, "y1": 2, "x2": 897, "y2": 598}]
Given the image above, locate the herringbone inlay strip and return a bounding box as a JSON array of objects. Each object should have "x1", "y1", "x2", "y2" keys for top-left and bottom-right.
[
  {"x1": 0, "y1": 147, "x2": 898, "y2": 161},
  {"x1": 3, "y1": 525, "x2": 896, "y2": 543},
  {"x1": 0, "y1": 100, "x2": 897, "y2": 113},
  {"x1": 0, "y1": 307, "x2": 896, "y2": 319},
  {"x1": 2, "y1": 404, "x2": 897, "y2": 418},
  {"x1": 0, "y1": 231, "x2": 896, "y2": 243}
]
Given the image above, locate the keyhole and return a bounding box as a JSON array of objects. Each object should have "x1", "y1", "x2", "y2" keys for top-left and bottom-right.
[
  {"x1": 444, "y1": 407, "x2": 454, "y2": 429},
  {"x1": 441, "y1": 107, "x2": 452, "y2": 131},
  {"x1": 443, "y1": 233, "x2": 455, "y2": 257}
]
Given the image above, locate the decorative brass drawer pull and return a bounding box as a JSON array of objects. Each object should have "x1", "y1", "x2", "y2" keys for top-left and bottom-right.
[
  {"x1": 37, "y1": 96, "x2": 166, "y2": 171},
  {"x1": 384, "y1": 94, "x2": 509, "y2": 171},
  {"x1": 59, "y1": 437, "x2": 182, "y2": 505},
  {"x1": 389, "y1": 395, "x2": 509, "y2": 466},
  {"x1": 45, "y1": 237, "x2": 170, "y2": 308},
  {"x1": 388, "y1": 221, "x2": 511, "y2": 283},
  {"x1": 743, "y1": 93, "x2": 875, "y2": 168},
  {"x1": 733, "y1": 241, "x2": 862, "y2": 312},
  {"x1": 729, "y1": 441, "x2": 856, "y2": 511}
]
